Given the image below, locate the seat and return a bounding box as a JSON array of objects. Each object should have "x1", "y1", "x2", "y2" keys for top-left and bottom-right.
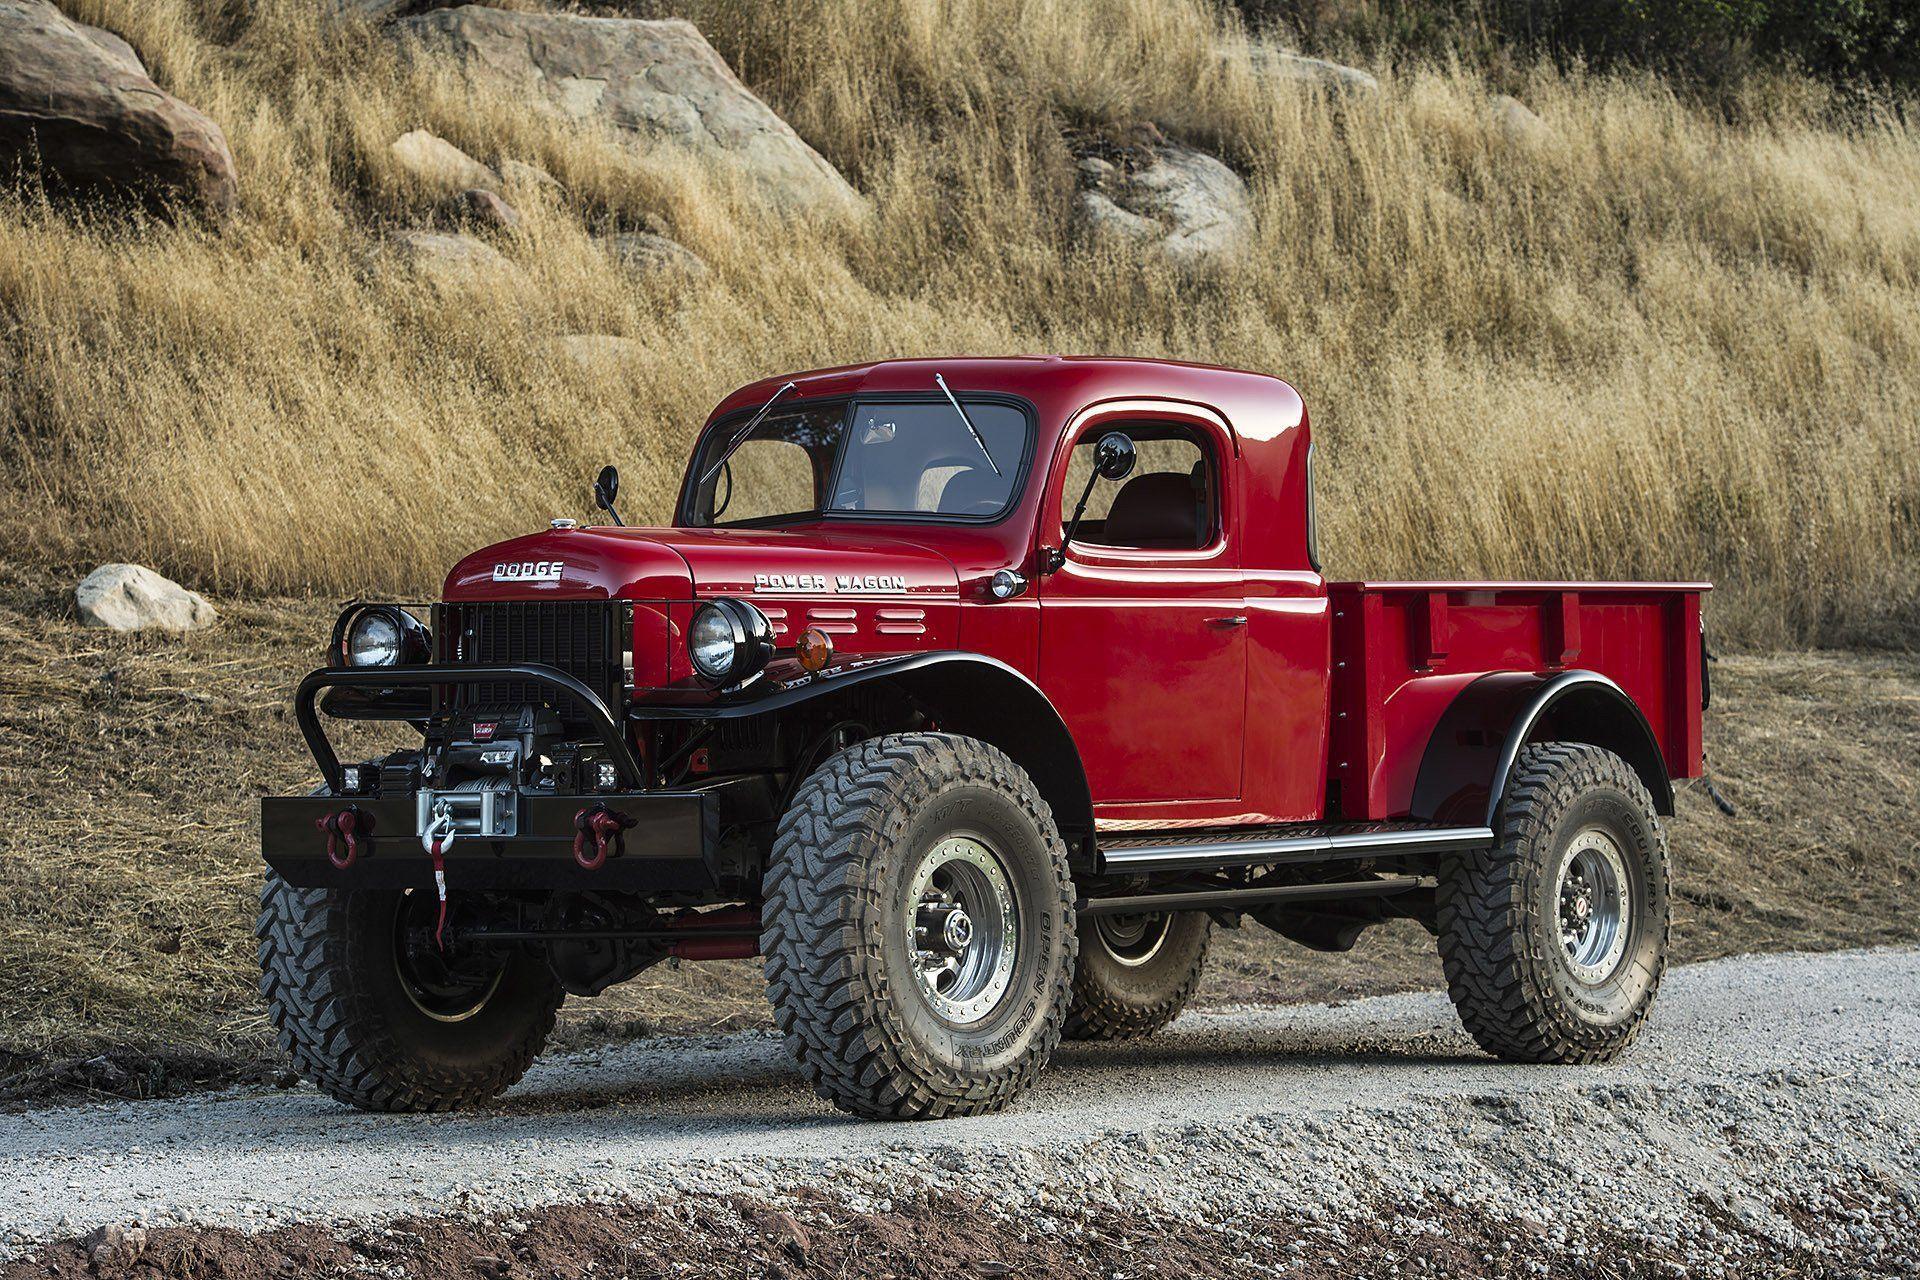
[
  {"x1": 934, "y1": 467, "x2": 1005, "y2": 515},
  {"x1": 1102, "y1": 471, "x2": 1204, "y2": 548}
]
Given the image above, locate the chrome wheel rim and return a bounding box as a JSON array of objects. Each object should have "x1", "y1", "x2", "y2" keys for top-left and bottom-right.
[
  {"x1": 1556, "y1": 828, "x2": 1631, "y2": 984},
  {"x1": 1093, "y1": 913, "x2": 1173, "y2": 968},
  {"x1": 905, "y1": 836, "x2": 1019, "y2": 1026}
]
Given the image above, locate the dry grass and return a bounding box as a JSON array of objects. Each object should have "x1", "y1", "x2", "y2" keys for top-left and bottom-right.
[
  {"x1": 0, "y1": 0, "x2": 1914, "y2": 644},
  {"x1": 2, "y1": 562, "x2": 1914, "y2": 1102}
]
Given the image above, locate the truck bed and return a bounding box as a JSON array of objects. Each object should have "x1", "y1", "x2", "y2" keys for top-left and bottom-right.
[{"x1": 1327, "y1": 581, "x2": 1709, "y2": 822}]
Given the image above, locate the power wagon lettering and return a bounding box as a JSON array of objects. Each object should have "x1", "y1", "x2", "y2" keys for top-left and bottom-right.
[{"x1": 751, "y1": 573, "x2": 908, "y2": 592}]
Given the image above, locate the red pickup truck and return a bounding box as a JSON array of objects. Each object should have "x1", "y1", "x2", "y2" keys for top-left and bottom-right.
[{"x1": 259, "y1": 357, "x2": 1708, "y2": 1120}]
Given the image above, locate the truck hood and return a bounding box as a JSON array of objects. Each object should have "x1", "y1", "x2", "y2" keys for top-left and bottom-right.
[{"x1": 443, "y1": 525, "x2": 959, "y2": 601}]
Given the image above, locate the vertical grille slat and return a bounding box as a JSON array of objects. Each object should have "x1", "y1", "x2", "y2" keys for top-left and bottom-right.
[{"x1": 435, "y1": 599, "x2": 625, "y2": 725}]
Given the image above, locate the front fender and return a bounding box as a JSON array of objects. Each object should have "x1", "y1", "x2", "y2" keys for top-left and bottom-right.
[
  {"x1": 1410, "y1": 670, "x2": 1673, "y2": 828},
  {"x1": 634, "y1": 652, "x2": 1095, "y2": 843}
]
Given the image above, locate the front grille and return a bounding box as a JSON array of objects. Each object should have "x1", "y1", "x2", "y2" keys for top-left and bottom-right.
[{"x1": 434, "y1": 600, "x2": 629, "y2": 724}]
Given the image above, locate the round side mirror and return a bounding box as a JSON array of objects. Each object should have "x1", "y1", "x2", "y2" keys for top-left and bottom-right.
[
  {"x1": 1094, "y1": 432, "x2": 1136, "y2": 482},
  {"x1": 593, "y1": 464, "x2": 620, "y2": 511}
]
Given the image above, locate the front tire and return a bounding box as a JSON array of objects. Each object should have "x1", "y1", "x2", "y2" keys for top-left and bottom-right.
[
  {"x1": 761, "y1": 733, "x2": 1076, "y2": 1120},
  {"x1": 256, "y1": 872, "x2": 563, "y2": 1112},
  {"x1": 1064, "y1": 911, "x2": 1210, "y2": 1040},
  {"x1": 1437, "y1": 742, "x2": 1670, "y2": 1064}
]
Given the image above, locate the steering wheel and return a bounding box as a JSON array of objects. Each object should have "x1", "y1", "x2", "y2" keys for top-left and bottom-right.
[{"x1": 710, "y1": 460, "x2": 733, "y2": 520}]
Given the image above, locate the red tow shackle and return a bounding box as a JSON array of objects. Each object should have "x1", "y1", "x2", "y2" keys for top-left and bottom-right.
[
  {"x1": 315, "y1": 807, "x2": 368, "y2": 870},
  {"x1": 572, "y1": 805, "x2": 635, "y2": 871}
]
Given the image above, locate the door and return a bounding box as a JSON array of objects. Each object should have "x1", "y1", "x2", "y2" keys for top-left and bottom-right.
[{"x1": 1037, "y1": 410, "x2": 1246, "y2": 805}]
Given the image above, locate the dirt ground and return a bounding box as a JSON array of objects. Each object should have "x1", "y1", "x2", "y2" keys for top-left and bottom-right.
[
  {"x1": 7, "y1": 1181, "x2": 1913, "y2": 1280},
  {"x1": 3, "y1": 560, "x2": 1916, "y2": 1104}
]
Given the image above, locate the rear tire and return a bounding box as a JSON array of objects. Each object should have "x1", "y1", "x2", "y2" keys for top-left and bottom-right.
[
  {"x1": 256, "y1": 871, "x2": 563, "y2": 1112},
  {"x1": 1437, "y1": 742, "x2": 1670, "y2": 1064},
  {"x1": 761, "y1": 733, "x2": 1076, "y2": 1120},
  {"x1": 1064, "y1": 911, "x2": 1210, "y2": 1040}
]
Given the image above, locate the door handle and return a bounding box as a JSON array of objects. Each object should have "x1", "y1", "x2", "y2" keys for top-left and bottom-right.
[{"x1": 1207, "y1": 615, "x2": 1248, "y2": 628}]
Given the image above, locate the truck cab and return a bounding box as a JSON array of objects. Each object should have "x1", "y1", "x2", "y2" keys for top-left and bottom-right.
[{"x1": 259, "y1": 357, "x2": 1708, "y2": 1120}]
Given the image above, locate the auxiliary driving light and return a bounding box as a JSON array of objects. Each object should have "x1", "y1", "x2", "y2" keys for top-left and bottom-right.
[
  {"x1": 688, "y1": 598, "x2": 775, "y2": 685},
  {"x1": 796, "y1": 626, "x2": 834, "y2": 673},
  {"x1": 594, "y1": 760, "x2": 620, "y2": 791}
]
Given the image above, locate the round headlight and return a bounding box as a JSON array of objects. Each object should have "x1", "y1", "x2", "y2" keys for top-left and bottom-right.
[
  {"x1": 346, "y1": 609, "x2": 406, "y2": 667},
  {"x1": 688, "y1": 599, "x2": 774, "y2": 685}
]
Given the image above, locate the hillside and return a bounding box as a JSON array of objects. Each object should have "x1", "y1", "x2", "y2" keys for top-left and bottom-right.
[{"x1": 0, "y1": 0, "x2": 1915, "y2": 647}]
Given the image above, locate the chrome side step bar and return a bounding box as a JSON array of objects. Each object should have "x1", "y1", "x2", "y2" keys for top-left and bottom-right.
[
  {"x1": 1078, "y1": 875, "x2": 1430, "y2": 917},
  {"x1": 1096, "y1": 824, "x2": 1494, "y2": 875}
]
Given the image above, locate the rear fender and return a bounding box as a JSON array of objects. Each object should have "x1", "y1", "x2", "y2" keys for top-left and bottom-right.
[
  {"x1": 639, "y1": 652, "x2": 1096, "y2": 848},
  {"x1": 1410, "y1": 670, "x2": 1673, "y2": 828}
]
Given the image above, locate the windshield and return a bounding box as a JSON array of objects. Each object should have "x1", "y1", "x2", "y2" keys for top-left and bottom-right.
[{"x1": 686, "y1": 398, "x2": 1030, "y2": 527}]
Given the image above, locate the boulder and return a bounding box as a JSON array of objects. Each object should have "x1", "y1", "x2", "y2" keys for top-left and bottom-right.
[
  {"x1": 81, "y1": 1224, "x2": 147, "y2": 1268},
  {"x1": 1490, "y1": 94, "x2": 1553, "y2": 147},
  {"x1": 394, "y1": 7, "x2": 861, "y2": 217},
  {"x1": 450, "y1": 186, "x2": 519, "y2": 229},
  {"x1": 1239, "y1": 45, "x2": 1379, "y2": 96},
  {"x1": 1074, "y1": 191, "x2": 1160, "y2": 245},
  {"x1": 1073, "y1": 138, "x2": 1253, "y2": 269},
  {"x1": 0, "y1": 0, "x2": 237, "y2": 214},
  {"x1": 604, "y1": 231, "x2": 708, "y2": 279},
  {"x1": 388, "y1": 128, "x2": 497, "y2": 194},
  {"x1": 499, "y1": 157, "x2": 561, "y2": 192},
  {"x1": 75, "y1": 564, "x2": 217, "y2": 632},
  {"x1": 376, "y1": 228, "x2": 514, "y2": 284}
]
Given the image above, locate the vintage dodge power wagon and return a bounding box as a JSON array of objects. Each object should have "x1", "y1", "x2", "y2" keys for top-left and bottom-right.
[{"x1": 259, "y1": 357, "x2": 1709, "y2": 1119}]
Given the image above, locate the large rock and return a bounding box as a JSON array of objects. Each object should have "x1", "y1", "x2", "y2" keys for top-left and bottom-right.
[
  {"x1": 0, "y1": 0, "x2": 238, "y2": 214},
  {"x1": 75, "y1": 564, "x2": 217, "y2": 632},
  {"x1": 604, "y1": 231, "x2": 708, "y2": 280},
  {"x1": 1490, "y1": 94, "x2": 1553, "y2": 147},
  {"x1": 1239, "y1": 45, "x2": 1380, "y2": 96},
  {"x1": 394, "y1": 7, "x2": 861, "y2": 217},
  {"x1": 1073, "y1": 137, "x2": 1253, "y2": 269},
  {"x1": 388, "y1": 128, "x2": 497, "y2": 194},
  {"x1": 449, "y1": 186, "x2": 518, "y2": 229},
  {"x1": 499, "y1": 157, "x2": 560, "y2": 192},
  {"x1": 376, "y1": 228, "x2": 513, "y2": 282}
]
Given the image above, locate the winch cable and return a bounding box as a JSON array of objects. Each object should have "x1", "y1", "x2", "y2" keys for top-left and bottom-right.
[{"x1": 420, "y1": 811, "x2": 455, "y2": 951}]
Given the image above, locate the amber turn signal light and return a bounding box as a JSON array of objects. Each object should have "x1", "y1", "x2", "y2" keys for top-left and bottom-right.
[{"x1": 796, "y1": 626, "x2": 834, "y2": 672}]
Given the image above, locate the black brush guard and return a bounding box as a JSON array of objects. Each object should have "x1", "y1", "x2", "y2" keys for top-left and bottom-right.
[{"x1": 264, "y1": 663, "x2": 720, "y2": 892}]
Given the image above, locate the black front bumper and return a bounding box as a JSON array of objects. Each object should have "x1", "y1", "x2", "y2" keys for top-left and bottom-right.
[{"x1": 262, "y1": 789, "x2": 720, "y2": 892}]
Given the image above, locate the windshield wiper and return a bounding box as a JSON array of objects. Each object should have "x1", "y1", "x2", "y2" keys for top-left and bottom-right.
[
  {"x1": 698, "y1": 380, "x2": 798, "y2": 487},
  {"x1": 933, "y1": 374, "x2": 1001, "y2": 477}
]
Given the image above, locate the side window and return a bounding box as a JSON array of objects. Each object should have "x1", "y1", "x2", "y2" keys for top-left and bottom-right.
[{"x1": 1062, "y1": 424, "x2": 1217, "y2": 550}]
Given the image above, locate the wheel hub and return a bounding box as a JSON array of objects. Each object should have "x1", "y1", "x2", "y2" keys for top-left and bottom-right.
[
  {"x1": 1093, "y1": 912, "x2": 1174, "y2": 968},
  {"x1": 905, "y1": 836, "x2": 1018, "y2": 1026},
  {"x1": 1556, "y1": 829, "x2": 1631, "y2": 984},
  {"x1": 393, "y1": 891, "x2": 504, "y2": 1022}
]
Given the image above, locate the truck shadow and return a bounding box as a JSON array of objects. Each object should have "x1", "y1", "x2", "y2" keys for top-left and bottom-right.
[{"x1": 486, "y1": 1019, "x2": 1490, "y2": 1123}]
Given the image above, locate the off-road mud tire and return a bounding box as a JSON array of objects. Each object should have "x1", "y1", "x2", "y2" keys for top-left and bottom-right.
[
  {"x1": 257, "y1": 871, "x2": 563, "y2": 1112},
  {"x1": 1064, "y1": 911, "x2": 1211, "y2": 1040},
  {"x1": 1437, "y1": 742, "x2": 1670, "y2": 1064},
  {"x1": 761, "y1": 733, "x2": 1077, "y2": 1120}
]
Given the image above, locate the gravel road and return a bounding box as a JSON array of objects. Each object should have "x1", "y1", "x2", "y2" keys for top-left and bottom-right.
[{"x1": 6, "y1": 947, "x2": 1917, "y2": 1268}]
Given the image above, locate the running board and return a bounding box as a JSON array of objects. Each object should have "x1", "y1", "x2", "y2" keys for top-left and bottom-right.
[
  {"x1": 1096, "y1": 822, "x2": 1494, "y2": 875},
  {"x1": 1078, "y1": 875, "x2": 1430, "y2": 917}
]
